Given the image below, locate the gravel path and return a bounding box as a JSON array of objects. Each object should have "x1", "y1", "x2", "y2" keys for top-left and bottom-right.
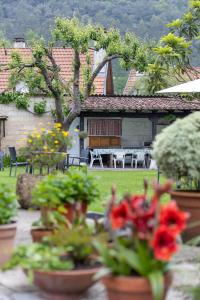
[{"x1": 0, "y1": 209, "x2": 199, "y2": 300}]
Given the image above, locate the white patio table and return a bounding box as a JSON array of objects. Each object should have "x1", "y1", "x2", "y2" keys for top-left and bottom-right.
[{"x1": 93, "y1": 148, "x2": 152, "y2": 168}]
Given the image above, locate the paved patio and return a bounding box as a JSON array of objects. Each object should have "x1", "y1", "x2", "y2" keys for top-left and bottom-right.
[{"x1": 0, "y1": 210, "x2": 199, "y2": 300}]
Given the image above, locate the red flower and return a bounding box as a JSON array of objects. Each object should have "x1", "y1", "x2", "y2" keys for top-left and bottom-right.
[
  {"x1": 152, "y1": 226, "x2": 178, "y2": 261},
  {"x1": 129, "y1": 195, "x2": 157, "y2": 239},
  {"x1": 110, "y1": 201, "x2": 130, "y2": 229},
  {"x1": 160, "y1": 201, "x2": 189, "y2": 236}
]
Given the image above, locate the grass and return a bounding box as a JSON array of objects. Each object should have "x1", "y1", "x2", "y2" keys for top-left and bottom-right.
[
  {"x1": 90, "y1": 170, "x2": 159, "y2": 212},
  {"x1": 0, "y1": 167, "x2": 163, "y2": 212}
]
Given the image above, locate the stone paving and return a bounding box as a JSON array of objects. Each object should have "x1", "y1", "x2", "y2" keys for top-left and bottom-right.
[{"x1": 0, "y1": 210, "x2": 200, "y2": 300}]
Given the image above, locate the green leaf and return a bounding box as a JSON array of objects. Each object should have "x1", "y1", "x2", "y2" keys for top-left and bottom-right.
[{"x1": 148, "y1": 271, "x2": 164, "y2": 300}]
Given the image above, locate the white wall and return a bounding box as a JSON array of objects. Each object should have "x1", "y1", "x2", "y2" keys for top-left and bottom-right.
[
  {"x1": 68, "y1": 118, "x2": 80, "y2": 157},
  {"x1": 121, "y1": 118, "x2": 152, "y2": 147}
]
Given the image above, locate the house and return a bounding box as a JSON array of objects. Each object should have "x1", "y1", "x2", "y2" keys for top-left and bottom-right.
[{"x1": 79, "y1": 95, "x2": 200, "y2": 152}]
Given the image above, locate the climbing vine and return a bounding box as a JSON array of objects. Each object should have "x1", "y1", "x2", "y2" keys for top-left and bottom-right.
[{"x1": 0, "y1": 92, "x2": 47, "y2": 115}]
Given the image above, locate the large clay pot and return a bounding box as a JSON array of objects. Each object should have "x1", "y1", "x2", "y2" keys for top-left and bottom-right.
[
  {"x1": 102, "y1": 273, "x2": 172, "y2": 300},
  {"x1": 31, "y1": 228, "x2": 53, "y2": 243},
  {"x1": 0, "y1": 222, "x2": 17, "y2": 267},
  {"x1": 33, "y1": 267, "x2": 100, "y2": 300},
  {"x1": 171, "y1": 190, "x2": 200, "y2": 241}
]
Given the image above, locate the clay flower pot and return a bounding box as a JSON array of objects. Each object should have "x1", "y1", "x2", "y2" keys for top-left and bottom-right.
[
  {"x1": 31, "y1": 227, "x2": 53, "y2": 243},
  {"x1": 170, "y1": 190, "x2": 200, "y2": 241},
  {"x1": 102, "y1": 273, "x2": 172, "y2": 300},
  {"x1": 0, "y1": 222, "x2": 17, "y2": 267},
  {"x1": 33, "y1": 267, "x2": 100, "y2": 300}
]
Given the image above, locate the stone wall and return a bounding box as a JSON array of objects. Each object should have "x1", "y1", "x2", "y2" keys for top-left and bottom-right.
[{"x1": 0, "y1": 96, "x2": 80, "y2": 157}]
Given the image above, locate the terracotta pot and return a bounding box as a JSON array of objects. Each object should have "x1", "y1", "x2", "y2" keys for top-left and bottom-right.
[
  {"x1": 0, "y1": 222, "x2": 17, "y2": 267},
  {"x1": 31, "y1": 228, "x2": 53, "y2": 243},
  {"x1": 171, "y1": 190, "x2": 200, "y2": 241},
  {"x1": 33, "y1": 267, "x2": 100, "y2": 300},
  {"x1": 64, "y1": 202, "x2": 88, "y2": 223},
  {"x1": 102, "y1": 273, "x2": 172, "y2": 300}
]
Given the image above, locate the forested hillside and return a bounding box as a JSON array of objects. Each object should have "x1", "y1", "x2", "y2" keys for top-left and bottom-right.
[
  {"x1": 0, "y1": 0, "x2": 194, "y2": 93},
  {"x1": 0, "y1": 0, "x2": 187, "y2": 41}
]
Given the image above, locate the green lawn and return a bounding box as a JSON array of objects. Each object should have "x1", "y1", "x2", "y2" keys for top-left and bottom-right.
[{"x1": 0, "y1": 168, "x2": 162, "y2": 212}]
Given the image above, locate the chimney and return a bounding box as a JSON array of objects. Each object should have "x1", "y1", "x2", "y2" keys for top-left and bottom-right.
[{"x1": 13, "y1": 37, "x2": 26, "y2": 48}]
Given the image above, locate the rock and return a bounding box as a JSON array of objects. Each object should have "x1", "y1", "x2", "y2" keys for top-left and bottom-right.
[{"x1": 16, "y1": 174, "x2": 43, "y2": 209}]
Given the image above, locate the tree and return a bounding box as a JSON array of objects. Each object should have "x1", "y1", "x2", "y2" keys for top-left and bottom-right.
[
  {"x1": 140, "y1": 0, "x2": 200, "y2": 94},
  {"x1": 6, "y1": 18, "x2": 145, "y2": 132}
]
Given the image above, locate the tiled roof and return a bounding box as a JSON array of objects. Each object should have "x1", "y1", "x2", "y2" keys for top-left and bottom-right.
[
  {"x1": 82, "y1": 95, "x2": 200, "y2": 111},
  {"x1": 123, "y1": 68, "x2": 200, "y2": 95},
  {"x1": 0, "y1": 48, "x2": 106, "y2": 94}
]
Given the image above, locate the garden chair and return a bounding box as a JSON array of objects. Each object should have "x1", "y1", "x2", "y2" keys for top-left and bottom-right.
[
  {"x1": 8, "y1": 146, "x2": 29, "y2": 176},
  {"x1": 134, "y1": 152, "x2": 146, "y2": 168},
  {"x1": 0, "y1": 151, "x2": 4, "y2": 171},
  {"x1": 65, "y1": 149, "x2": 90, "y2": 169},
  {"x1": 89, "y1": 150, "x2": 103, "y2": 168},
  {"x1": 113, "y1": 152, "x2": 125, "y2": 168}
]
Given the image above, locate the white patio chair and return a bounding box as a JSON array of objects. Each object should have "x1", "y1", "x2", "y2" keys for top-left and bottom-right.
[
  {"x1": 89, "y1": 150, "x2": 103, "y2": 168},
  {"x1": 113, "y1": 152, "x2": 125, "y2": 168},
  {"x1": 135, "y1": 152, "x2": 146, "y2": 168},
  {"x1": 130, "y1": 154, "x2": 137, "y2": 168}
]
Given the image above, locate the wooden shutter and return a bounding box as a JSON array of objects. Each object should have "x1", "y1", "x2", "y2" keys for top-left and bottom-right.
[{"x1": 87, "y1": 119, "x2": 122, "y2": 136}]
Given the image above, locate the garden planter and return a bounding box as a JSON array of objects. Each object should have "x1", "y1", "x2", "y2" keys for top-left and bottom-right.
[
  {"x1": 0, "y1": 222, "x2": 17, "y2": 267},
  {"x1": 171, "y1": 190, "x2": 200, "y2": 241},
  {"x1": 102, "y1": 273, "x2": 172, "y2": 300},
  {"x1": 33, "y1": 267, "x2": 100, "y2": 300},
  {"x1": 63, "y1": 202, "x2": 88, "y2": 223},
  {"x1": 31, "y1": 228, "x2": 53, "y2": 243},
  {"x1": 16, "y1": 174, "x2": 43, "y2": 209}
]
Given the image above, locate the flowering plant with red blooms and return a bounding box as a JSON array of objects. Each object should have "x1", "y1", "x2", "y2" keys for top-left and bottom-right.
[{"x1": 95, "y1": 180, "x2": 189, "y2": 300}]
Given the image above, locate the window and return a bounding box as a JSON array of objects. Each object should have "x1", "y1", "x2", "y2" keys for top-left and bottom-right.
[{"x1": 87, "y1": 119, "x2": 122, "y2": 136}]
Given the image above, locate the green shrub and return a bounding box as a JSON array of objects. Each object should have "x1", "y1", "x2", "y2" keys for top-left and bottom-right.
[
  {"x1": 33, "y1": 100, "x2": 46, "y2": 115},
  {"x1": 15, "y1": 94, "x2": 29, "y2": 109},
  {"x1": 153, "y1": 112, "x2": 200, "y2": 189},
  {"x1": 0, "y1": 182, "x2": 18, "y2": 224},
  {"x1": 32, "y1": 168, "x2": 100, "y2": 208}
]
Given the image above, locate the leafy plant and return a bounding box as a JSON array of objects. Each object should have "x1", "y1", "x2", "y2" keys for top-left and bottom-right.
[
  {"x1": 3, "y1": 243, "x2": 74, "y2": 274},
  {"x1": 4, "y1": 221, "x2": 105, "y2": 274},
  {"x1": 0, "y1": 182, "x2": 18, "y2": 224},
  {"x1": 33, "y1": 100, "x2": 46, "y2": 114},
  {"x1": 153, "y1": 112, "x2": 200, "y2": 190},
  {"x1": 19, "y1": 123, "x2": 72, "y2": 168},
  {"x1": 14, "y1": 94, "x2": 29, "y2": 109},
  {"x1": 66, "y1": 168, "x2": 100, "y2": 205},
  {"x1": 32, "y1": 173, "x2": 75, "y2": 208},
  {"x1": 95, "y1": 181, "x2": 188, "y2": 300}
]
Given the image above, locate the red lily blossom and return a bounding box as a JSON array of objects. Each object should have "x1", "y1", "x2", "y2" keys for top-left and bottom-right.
[
  {"x1": 110, "y1": 201, "x2": 130, "y2": 229},
  {"x1": 129, "y1": 195, "x2": 157, "y2": 239},
  {"x1": 152, "y1": 226, "x2": 178, "y2": 261},
  {"x1": 160, "y1": 201, "x2": 189, "y2": 235}
]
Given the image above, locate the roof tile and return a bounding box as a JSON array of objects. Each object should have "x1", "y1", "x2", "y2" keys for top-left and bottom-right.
[
  {"x1": 0, "y1": 48, "x2": 105, "y2": 94},
  {"x1": 82, "y1": 95, "x2": 200, "y2": 111}
]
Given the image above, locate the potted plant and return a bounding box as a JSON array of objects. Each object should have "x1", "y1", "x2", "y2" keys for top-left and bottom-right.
[
  {"x1": 153, "y1": 111, "x2": 200, "y2": 241},
  {"x1": 95, "y1": 181, "x2": 188, "y2": 300},
  {"x1": 4, "y1": 222, "x2": 106, "y2": 299},
  {"x1": 0, "y1": 182, "x2": 18, "y2": 266},
  {"x1": 31, "y1": 169, "x2": 100, "y2": 242}
]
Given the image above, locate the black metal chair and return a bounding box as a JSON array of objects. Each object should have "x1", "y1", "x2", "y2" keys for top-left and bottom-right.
[
  {"x1": 64, "y1": 148, "x2": 90, "y2": 170},
  {"x1": 8, "y1": 146, "x2": 29, "y2": 176},
  {"x1": 0, "y1": 151, "x2": 4, "y2": 171}
]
